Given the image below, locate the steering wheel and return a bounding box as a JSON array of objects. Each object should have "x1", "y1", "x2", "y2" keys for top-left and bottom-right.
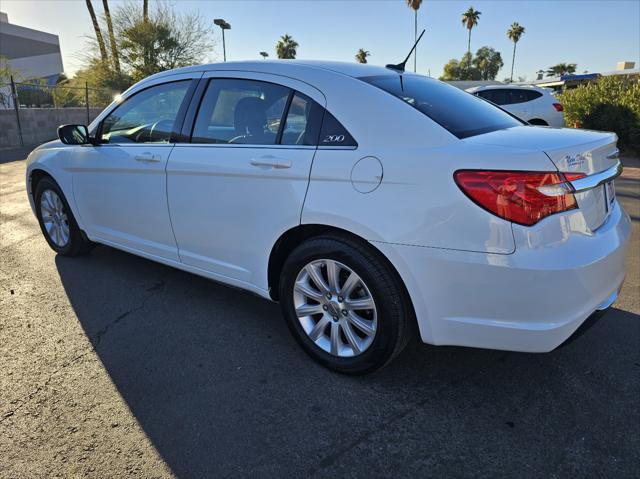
[
  {"x1": 228, "y1": 134, "x2": 249, "y2": 144},
  {"x1": 149, "y1": 119, "x2": 175, "y2": 142}
]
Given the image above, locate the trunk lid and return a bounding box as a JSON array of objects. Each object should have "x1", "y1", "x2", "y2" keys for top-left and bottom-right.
[{"x1": 465, "y1": 126, "x2": 620, "y2": 231}]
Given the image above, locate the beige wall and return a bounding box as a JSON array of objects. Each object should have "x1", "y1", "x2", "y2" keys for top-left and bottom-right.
[{"x1": 0, "y1": 108, "x2": 102, "y2": 148}]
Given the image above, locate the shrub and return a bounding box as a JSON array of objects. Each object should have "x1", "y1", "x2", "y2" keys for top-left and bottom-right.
[{"x1": 559, "y1": 75, "x2": 640, "y2": 151}]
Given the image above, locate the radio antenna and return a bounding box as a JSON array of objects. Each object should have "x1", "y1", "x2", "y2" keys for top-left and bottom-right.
[{"x1": 386, "y1": 29, "x2": 426, "y2": 72}]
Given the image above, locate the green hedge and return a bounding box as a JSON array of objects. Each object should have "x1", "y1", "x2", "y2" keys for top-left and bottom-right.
[{"x1": 559, "y1": 75, "x2": 640, "y2": 151}]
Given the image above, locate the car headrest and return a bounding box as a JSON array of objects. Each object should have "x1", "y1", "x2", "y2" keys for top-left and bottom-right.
[{"x1": 234, "y1": 97, "x2": 267, "y2": 137}]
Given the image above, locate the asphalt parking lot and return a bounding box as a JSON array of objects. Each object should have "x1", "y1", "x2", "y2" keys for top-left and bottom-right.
[{"x1": 1, "y1": 149, "x2": 639, "y2": 478}]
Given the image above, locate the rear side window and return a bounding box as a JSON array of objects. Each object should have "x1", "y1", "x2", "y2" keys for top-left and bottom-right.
[
  {"x1": 192, "y1": 78, "x2": 290, "y2": 145},
  {"x1": 361, "y1": 75, "x2": 523, "y2": 139},
  {"x1": 319, "y1": 111, "x2": 357, "y2": 147},
  {"x1": 479, "y1": 88, "x2": 543, "y2": 105},
  {"x1": 281, "y1": 92, "x2": 324, "y2": 146},
  {"x1": 524, "y1": 90, "x2": 543, "y2": 101},
  {"x1": 477, "y1": 89, "x2": 509, "y2": 105},
  {"x1": 506, "y1": 89, "x2": 534, "y2": 104}
]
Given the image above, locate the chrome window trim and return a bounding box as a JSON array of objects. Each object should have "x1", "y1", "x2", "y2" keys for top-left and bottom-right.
[
  {"x1": 317, "y1": 145, "x2": 358, "y2": 151},
  {"x1": 172, "y1": 143, "x2": 317, "y2": 150}
]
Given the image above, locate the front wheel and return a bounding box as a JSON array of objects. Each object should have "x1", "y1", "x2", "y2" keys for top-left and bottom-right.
[
  {"x1": 279, "y1": 235, "x2": 412, "y2": 374},
  {"x1": 34, "y1": 176, "x2": 93, "y2": 256}
]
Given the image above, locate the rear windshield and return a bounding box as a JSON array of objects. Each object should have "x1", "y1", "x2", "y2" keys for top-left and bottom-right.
[{"x1": 360, "y1": 75, "x2": 523, "y2": 139}]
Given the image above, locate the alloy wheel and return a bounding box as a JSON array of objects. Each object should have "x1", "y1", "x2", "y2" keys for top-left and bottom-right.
[
  {"x1": 40, "y1": 189, "x2": 70, "y2": 247},
  {"x1": 293, "y1": 259, "x2": 377, "y2": 357}
]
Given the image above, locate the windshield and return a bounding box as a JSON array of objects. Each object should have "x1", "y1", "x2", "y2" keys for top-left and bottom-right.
[{"x1": 360, "y1": 75, "x2": 523, "y2": 139}]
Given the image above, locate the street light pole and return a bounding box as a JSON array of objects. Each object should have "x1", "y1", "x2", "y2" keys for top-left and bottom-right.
[
  {"x1": 214, "y1": 19, "x2": 231, "y2": 62},
  {"x1": 222, "y1": 29, "x2": 226, "y2": 61}
]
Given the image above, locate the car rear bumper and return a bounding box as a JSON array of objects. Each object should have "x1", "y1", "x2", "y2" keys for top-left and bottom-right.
[
  {"x1": 372, "y1": 201, "x2": 631, "y2": 352},
  {"x1": 546, "y1": 113, "x2": 565, "y2": 128}
]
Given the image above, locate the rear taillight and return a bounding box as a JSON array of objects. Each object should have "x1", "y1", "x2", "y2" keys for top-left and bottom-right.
[
  {"x1": 454, "y1": 170, "x2": 581, "y2": 226},
  {"x1": 552, "y1": 102, "x2": 564, "y2": 112},
  {"x1": 563, "y1": 172, "x2": 587, "y2": 181}
]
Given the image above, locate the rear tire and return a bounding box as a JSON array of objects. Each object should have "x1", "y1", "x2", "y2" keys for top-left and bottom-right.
[
  {"x1": 34, "y1": 177, "x2": 93, "y2": 256},
  {"x1": 279, "y1": 234, "x2": 412, "y2": 374},
  {"x1": 528, "y1": 118, "x2": 549, "y2": 126}
]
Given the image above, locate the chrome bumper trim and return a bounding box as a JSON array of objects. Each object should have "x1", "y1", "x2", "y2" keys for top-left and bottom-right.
[{"x1": 570, "y1": 161, "x2": 623, "y2": 193}]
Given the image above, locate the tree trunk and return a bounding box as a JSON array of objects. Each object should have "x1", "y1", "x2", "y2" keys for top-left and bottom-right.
[
  {"x1": 467, "y1": 28, "x2": 471, "y2": 76},
  {"x1": 142, "y1": 0, "x2": 150, "y2": 70},
  {"x1": 102, "y1": 0, "x2": 120, "y2": 73},
  {"x1": 85, "y1": 0, "x2": 108, "y2": 63},
  {"x1": 510, "y1": 42, "x2": 517, "y2": 83}
]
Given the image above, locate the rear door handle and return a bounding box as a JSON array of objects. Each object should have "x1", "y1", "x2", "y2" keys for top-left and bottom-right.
[
  {"x1": 250, "y1": 156, "x2": 291, "y2": 169},
  {"x1": 134, "y1": 152, "x2": 160, "y2": 163}
]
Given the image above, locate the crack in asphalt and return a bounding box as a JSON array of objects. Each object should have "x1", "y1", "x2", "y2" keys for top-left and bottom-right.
[
  {"x1": 92, "y1": 279, "x2": 165, "y2": 347},
  {"x1": 305, "y1": 351, "x2": 512, "y2": 477},
  {"x1": 0, "y1": 279, "x2": 166, "y2": 423}
]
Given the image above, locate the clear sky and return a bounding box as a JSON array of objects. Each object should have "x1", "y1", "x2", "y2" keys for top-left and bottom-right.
[{"x1": 2, "y1": 0, "x2": 639, "y2": 80}]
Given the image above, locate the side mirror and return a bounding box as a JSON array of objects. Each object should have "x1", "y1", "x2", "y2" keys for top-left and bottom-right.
[{"x1": 58, "y1": 124, "x2": 91, "y2": 145}]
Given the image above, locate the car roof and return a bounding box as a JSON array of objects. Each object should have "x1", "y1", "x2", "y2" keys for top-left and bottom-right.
[{"x1": 146, "y1": 60, "x2": 400, "y2": 82}]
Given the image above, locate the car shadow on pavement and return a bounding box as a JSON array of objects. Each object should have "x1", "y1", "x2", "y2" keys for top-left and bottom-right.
[{"x1": 55, "y1": 245, "x2": 640, "y2": 478}]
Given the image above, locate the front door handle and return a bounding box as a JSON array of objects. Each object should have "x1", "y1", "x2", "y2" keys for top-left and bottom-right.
[
  {"x1": 250, "y1": 156, "x2": 291, "y2": 169},
  {"x1": 134, "y1": 152, "x2": 160, "y2": 163}
]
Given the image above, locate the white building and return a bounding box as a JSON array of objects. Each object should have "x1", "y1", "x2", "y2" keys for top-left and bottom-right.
[{"x1": 0, "y1": 11, "x2": 64, "y2": 84}]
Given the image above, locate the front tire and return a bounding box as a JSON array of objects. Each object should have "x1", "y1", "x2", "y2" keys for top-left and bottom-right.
[
  {"x1": 34, "y1": 176, "x2": 93, "y2": 256},
  {"x1": 279, "y1": 235, "x2": 412, "y2": 374}
]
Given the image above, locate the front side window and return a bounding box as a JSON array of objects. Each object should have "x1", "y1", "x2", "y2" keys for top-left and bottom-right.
[
  {"x1": 192, "y1": 79, "x2": 290, "y2": 145},
  {"x1": 101, "y1": 80, "x2": 190, "y2": 144},
  {"x1": 361, "y1": 75, "x2": 523, "y2": 139}
]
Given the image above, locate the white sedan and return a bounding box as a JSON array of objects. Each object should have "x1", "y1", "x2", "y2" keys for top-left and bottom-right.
[
  {"x1": 26, "y1": 61, "x2": 629, "y2": 374},
  {"x1": 467, "y1": 84, "x2": 565, "y2": 127}
]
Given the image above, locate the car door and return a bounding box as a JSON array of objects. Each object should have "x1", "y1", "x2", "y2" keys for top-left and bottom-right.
[
  {"x1": 73, "y1": 76, "x2": 198, "y2": 260},
  {"x1": 167, "y1": 73, "x2": 325, "y2": 291}
]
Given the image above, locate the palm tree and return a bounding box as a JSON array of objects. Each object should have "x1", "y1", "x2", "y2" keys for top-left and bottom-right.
[
  {"x1": 405, "y1": 0, "x2": 422, "y2": 72},
  {"x1": 260, "y1": 51, "x2": 269, "y2": 59},
  {"x1": 85, "y1": 0, "x2": 108, "y2": 63},
  {"x1": 276, "y1": 34, "x2": 298, "y2": 59},
  {"x1": 546, "y1": 63, "x2": 577, "y2": 77},
  {"x1": 355, "y1": 49, "x2": 370, "y2": 64},
  {"x1": 507, "y1": 22, "x2": 525, "y2": 83},
  {"x1": 102, "y1": 0, "x2": 120, "y2": 73},
  {"x1": 461, "y1": 6, "x2": 481, "y2": 58}
]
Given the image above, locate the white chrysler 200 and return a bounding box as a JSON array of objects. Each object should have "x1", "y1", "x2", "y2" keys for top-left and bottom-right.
[{"x1": 26, "y1": 61, "x2": 630, "y2": 374}]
